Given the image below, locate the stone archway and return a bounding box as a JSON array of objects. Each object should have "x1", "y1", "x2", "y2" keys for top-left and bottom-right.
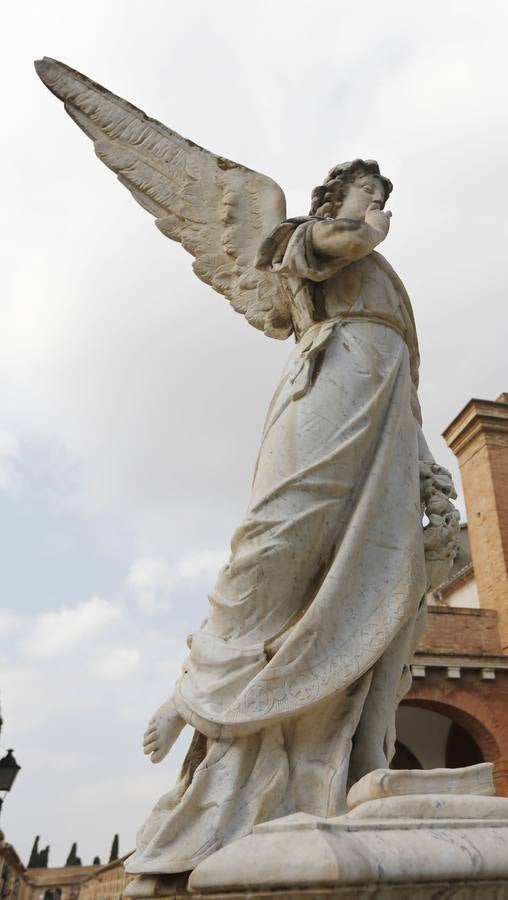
[
  {"x1": 403, "y1": 674, "x2": 508, "y2": 795},
  {"x1": 401, "y1": 696, "x2": 500, "y2": 763}
]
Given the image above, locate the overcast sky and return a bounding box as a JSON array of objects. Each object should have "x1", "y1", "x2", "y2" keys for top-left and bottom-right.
[{"x1": 1, "y1": 0, "x2": 507, "y2": 868}]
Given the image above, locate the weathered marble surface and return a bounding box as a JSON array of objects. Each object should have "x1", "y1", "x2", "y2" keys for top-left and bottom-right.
[
  {"x1": 346, "y1": 762, "x2": 495, "y2": 808},
  {"x1": 36, "y1": 57, "x2": 461, "y2": 878},
  {"x1": 344, "y1": 793, "x2": 508, "y2": 820},
  {"x1": 188, "y1": 804, "x2": 508, "y2": 895}
]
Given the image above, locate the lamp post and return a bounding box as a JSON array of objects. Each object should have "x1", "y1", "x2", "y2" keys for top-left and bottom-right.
[{"x1": 0, "y1": 749, "x2": 21, "y2": 818}]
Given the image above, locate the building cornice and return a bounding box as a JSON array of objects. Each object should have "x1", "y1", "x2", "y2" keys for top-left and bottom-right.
[
  {"x1": 414, "y1": 651, "x2": 508, "y2": 669},
  {"x1": 433, "y1": 562, "x2": 474, "y2": 600},
  {"x1": 443, "y1": 396, "x2": 508, "y2": 460}
]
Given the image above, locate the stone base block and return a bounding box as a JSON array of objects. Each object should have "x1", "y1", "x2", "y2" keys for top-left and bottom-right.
[
  {"x1": 125, "y1": 791, "x2": 508, "y2": 899},
  {"x1": 188, "y1": 799, "x2": 508, "y2": 899}
]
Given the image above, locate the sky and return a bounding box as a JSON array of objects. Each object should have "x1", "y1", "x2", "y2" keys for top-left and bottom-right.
[{"x1": 1, "y1": 0, "x2": 507, "y2": 868}]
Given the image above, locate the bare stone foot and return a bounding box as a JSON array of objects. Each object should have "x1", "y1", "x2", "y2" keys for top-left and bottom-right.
[{"x1": 143, "y1": 696, "x2": 186, "y2": 764}]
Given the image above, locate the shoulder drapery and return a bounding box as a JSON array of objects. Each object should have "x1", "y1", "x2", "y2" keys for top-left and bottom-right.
[{"x1": 256, "y1": 218, "x2": 420, "y2": 388}]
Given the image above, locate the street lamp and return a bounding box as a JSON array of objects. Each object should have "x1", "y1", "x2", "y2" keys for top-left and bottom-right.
[{"x1": 0, "y1": 749, "x2": 21, "y2": 817}]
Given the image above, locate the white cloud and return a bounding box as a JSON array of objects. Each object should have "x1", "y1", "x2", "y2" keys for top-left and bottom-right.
[
  {"x1": 23, "y1": 596, "x2": 121, "y2": 657},
  {"x1": 127, "y1": 558, "x2": 176, "y2": 611},
  {"x1": 127, "y1": 548, "x2": 228, "y2": 611},
  {"x1": 177, "y1": 548, "x2": 229, "y2": 580},
  {"x1": 89, "y1": 647, "x2": 140, "y2": 679}
]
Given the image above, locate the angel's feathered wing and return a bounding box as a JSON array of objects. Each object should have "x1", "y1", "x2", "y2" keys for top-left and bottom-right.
[{"x1": 35, "y1": 58, "x2": 292, "y2": 339}]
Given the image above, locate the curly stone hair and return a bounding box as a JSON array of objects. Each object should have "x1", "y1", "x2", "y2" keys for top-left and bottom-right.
[{"x1": 309, "y1": 159, "x2": 393, "y2": 217}]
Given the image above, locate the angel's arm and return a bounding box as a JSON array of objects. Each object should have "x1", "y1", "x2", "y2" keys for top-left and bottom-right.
[
  {"x1": 256, "y1": 206, "x2": 392, "y2": 287},
  {"x1": 312, "y1": 206, "x2": 391, "y2": 261}
]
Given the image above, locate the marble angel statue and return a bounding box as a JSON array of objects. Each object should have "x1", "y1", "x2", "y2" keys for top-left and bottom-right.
[{"x1": 36, "y1": 58, "x2": 460, "y2": 876}]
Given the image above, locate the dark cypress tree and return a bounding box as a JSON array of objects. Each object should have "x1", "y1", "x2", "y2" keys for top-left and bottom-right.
[
  {"x1": 65, "y1": 842, "x2": 82, "y2": 866},
  {"x1": 28, "y1": 836, "x2": 50, "y2": 868},
  {"x1": 28, "y1": 836, "x2": 40, "y2": 868},
  {"x1": 109, "y1": 834, "x2": 119, "y2": 862}
]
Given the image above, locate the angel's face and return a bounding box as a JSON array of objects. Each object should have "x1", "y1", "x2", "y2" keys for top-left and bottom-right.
[{"x1": 336, "y1": 174, "x2": 386, "y2": 220}]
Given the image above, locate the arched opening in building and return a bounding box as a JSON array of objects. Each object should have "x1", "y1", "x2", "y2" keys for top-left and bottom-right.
[
  {"x1": 392, "y1": 703, "x2": 485, "y2": 770},
  {"x1": 391, "y1": 740, "x2": 423, "y2": 770}
]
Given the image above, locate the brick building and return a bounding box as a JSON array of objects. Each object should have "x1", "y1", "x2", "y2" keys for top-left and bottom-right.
[{"x1": 397, "y1": 391, "x2": 508, "y2": 795}]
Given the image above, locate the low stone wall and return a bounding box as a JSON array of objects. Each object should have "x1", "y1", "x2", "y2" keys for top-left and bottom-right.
[{"x1": 79, "y1": 857, "x2": 132, "y2": 900}]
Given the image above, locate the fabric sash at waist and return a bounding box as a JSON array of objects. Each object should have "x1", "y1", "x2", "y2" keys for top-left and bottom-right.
[{"x1": 290, "y1": 313, "x2": 407, "y2": 401}]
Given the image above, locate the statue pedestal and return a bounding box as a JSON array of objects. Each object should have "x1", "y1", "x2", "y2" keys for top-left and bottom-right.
[
  {"x1": 125, "y1": 765, "x2": 508, "y2": 900},
  {"x1": 189, "y1": 798, "x2": 508, "y2": 899}
]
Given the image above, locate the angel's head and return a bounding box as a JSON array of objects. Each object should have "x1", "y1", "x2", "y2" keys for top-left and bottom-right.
[{"x1": 310, "y1": 159, "x2": 392, "y2": 220}]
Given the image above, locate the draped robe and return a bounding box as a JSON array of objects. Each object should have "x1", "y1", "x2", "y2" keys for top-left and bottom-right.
[{"x1": 125, "y1": 220, "x2": 430, "y2": 874}]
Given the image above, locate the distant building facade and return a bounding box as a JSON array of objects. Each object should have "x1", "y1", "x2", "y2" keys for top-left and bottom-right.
[
  {"x1": 397, "y1": 392, "x2": 508, "y2": 794},
  {"x1": 0, "y1": 844, "x2": 129, "y2": 900}
]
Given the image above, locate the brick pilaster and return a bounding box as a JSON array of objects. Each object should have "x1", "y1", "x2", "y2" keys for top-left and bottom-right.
[{"x1": 443, "y1": 394, "x2": 508, "y2": 651}]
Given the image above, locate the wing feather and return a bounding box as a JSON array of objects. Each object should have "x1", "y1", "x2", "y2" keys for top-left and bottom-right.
[{"x1": 35, "y1": 58, "x2": 292, "y2": 338}]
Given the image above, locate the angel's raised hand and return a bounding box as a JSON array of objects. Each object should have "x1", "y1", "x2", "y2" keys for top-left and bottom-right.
[{"x1": 365, "y1": 204, "x2": 392, "y2": 238}]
